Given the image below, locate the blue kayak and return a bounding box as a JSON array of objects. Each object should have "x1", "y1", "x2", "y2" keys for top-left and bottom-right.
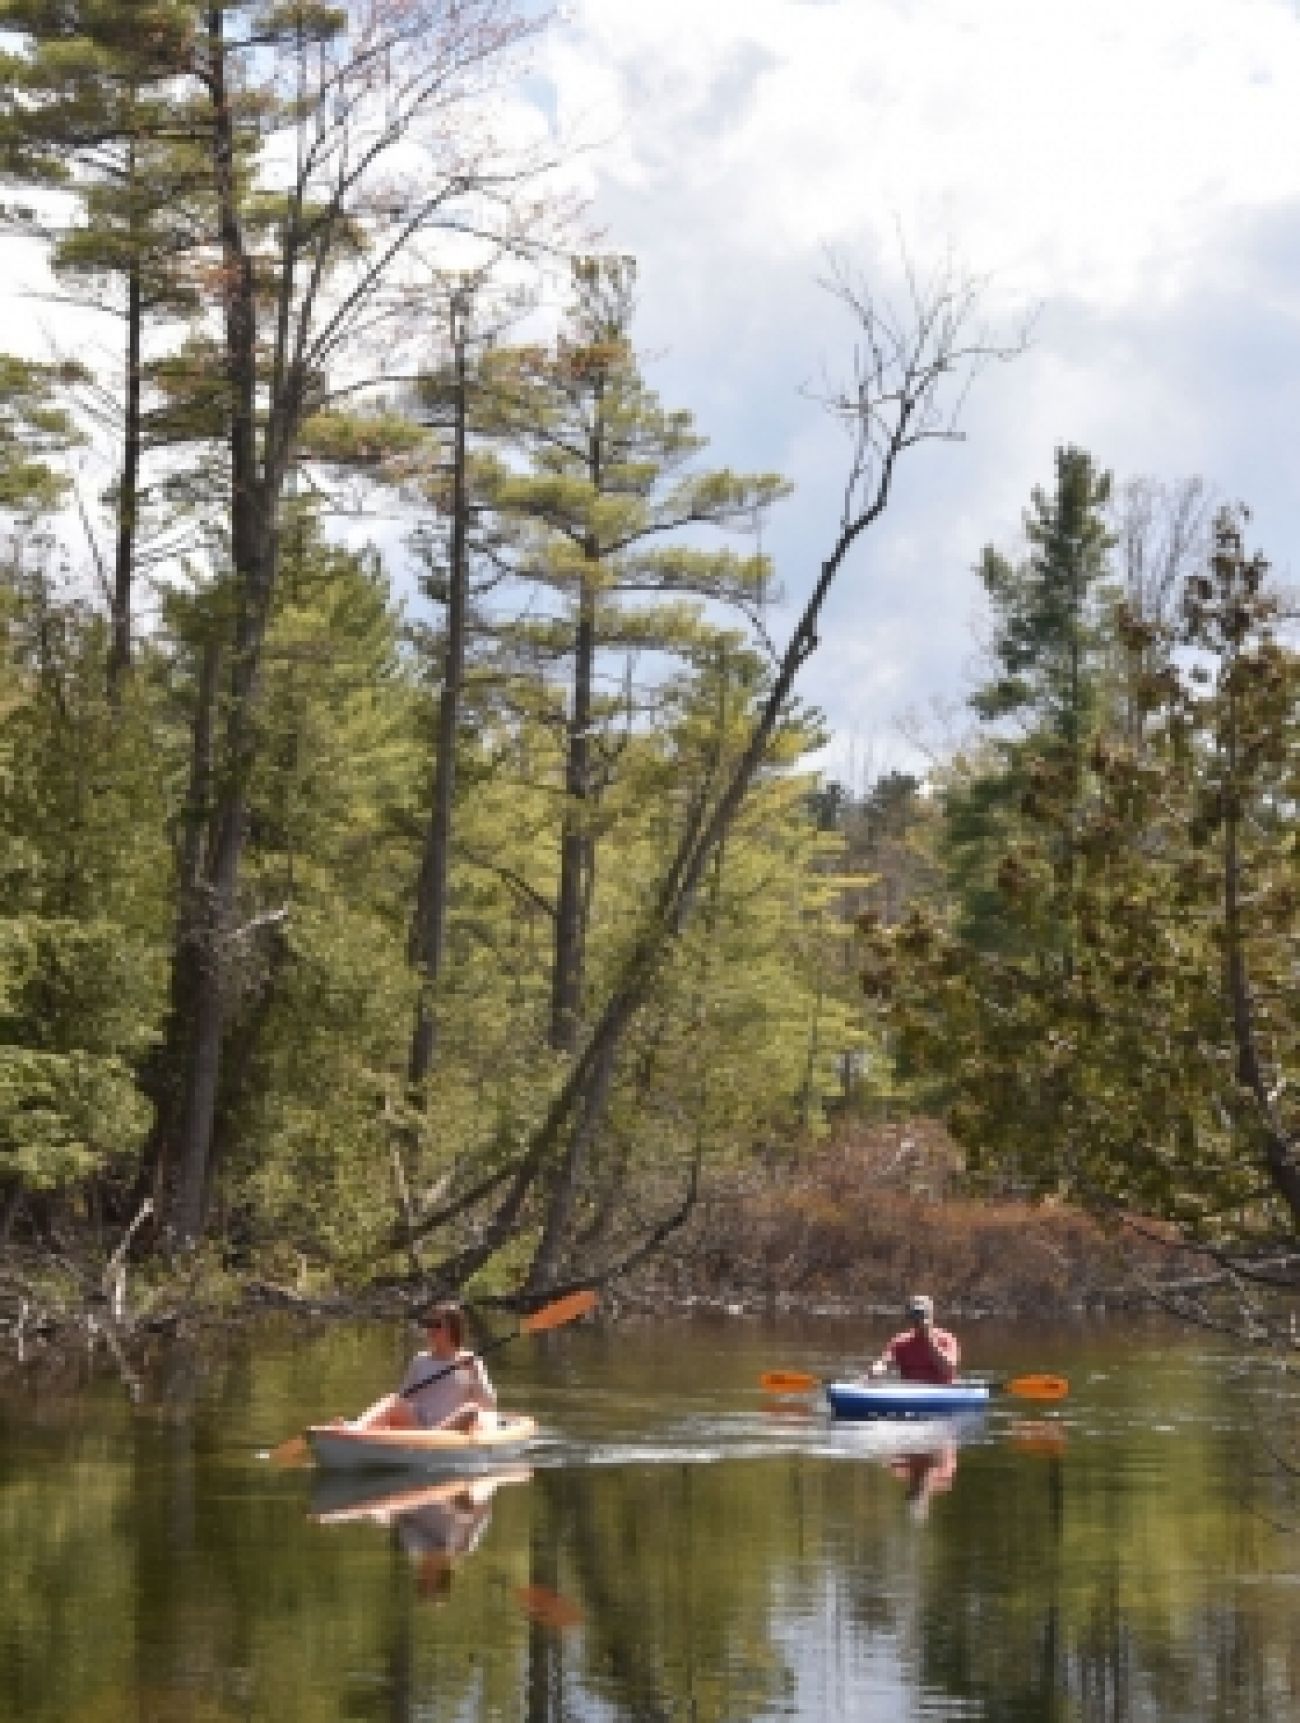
[{"x1": 826, "y1": 1380, "x2": 991, "y2": 1421}]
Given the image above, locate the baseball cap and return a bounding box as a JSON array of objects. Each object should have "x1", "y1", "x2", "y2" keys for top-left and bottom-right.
[{"x1": 905, "y1": 1293, "x2": 934, "y2": 1321}]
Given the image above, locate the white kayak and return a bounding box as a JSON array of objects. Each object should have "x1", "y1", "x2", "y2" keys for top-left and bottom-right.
[{"x1": 306, "y1": 1413, "x2": 538, "y2": 1472}]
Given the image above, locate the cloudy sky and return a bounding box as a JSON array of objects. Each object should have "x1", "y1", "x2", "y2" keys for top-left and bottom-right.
[
  {"x1": 7, "y1": 1, "x2": 1299, "y2": 786},
  {"x1": 534, "y1": 0, "x2": 1300, "y2": 782}
]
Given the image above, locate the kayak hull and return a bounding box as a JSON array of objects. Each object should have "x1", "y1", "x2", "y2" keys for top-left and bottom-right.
[
  {"x1": 826, "y1": 1380, "x2": 991, "y2": 1421},
  {"x1": 306, "y1": 1413, "x2": 538, "y2": 1472},
  {"x1": 310, "y1": 1465, "x2": 534, "y2": 1522}
]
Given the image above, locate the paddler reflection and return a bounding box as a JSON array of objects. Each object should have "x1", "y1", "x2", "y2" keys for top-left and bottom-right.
[
  {"x1": 888, "y1": 1440, "x2": 957, "y2": 1522},
  {"x1": 310, "y1": 1467, "x2": 532, "y2": 1599}
]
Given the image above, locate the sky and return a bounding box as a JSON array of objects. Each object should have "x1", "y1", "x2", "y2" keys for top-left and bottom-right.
[
  {"x1": 532, "y1": 0, "x2": 1300, "y2": 784},
  {"x1": 6, "y1": 0, "x2": 1300, "y2": 789}
]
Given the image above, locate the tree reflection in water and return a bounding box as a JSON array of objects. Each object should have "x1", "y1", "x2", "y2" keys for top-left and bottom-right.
[{"x1": 0, "y1": 1326, "x2": 1296, "y2": 1722}]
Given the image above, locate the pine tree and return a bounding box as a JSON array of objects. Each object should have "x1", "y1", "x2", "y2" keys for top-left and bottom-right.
[
  {"x1": 106, "y1": 0, "x2": 550, "y2": 1246},
  {"x1": 862, "y1": 506, "x2": 1299, "y2": 1262},
  {"x1": 946, "y1": 445, "x2": 1115, "y2": 958},
  {"x1": 488, "y1": 256, "x2": 788, "y2": 1059},
  {"x1": 0, "y1": 533, "x2": 173, "y2": 1219},
  {"x1": 0, "y1": 1, "x2": 207, "y2": 692}
]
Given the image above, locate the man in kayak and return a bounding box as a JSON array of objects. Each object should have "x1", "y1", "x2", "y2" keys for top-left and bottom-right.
[
  {"x1": 347, "y1": 1301, "x2": 498, "y2": 1433},
  {"x1": 868, "y1": 1293, "x2": 959, "y2": 1383}
]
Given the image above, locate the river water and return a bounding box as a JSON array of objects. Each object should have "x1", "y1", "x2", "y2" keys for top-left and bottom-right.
[{"x1": 0, "y1": 1313, "x2": 1296, "y2": 1722}]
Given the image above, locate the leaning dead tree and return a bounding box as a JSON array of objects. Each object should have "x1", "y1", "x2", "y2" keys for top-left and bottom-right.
[{"x1": 393, "y1": 254, "x2": 1025, "y2": 1297}]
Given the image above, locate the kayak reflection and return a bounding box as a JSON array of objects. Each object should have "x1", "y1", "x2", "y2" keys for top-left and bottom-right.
[{"x1": 310, "y1": 1466, "x2": 533, "y2": 1600}]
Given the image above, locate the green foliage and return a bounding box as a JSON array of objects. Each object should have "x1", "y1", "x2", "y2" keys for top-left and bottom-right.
[
  {"x1": 0, "y1": 543, "x2": 174, "y2": 1197},
  {"x1": 295, "y1": 408, "x2": 431, "y2": 470},
  {"x1": 946, "y1": 445, "x2": 1117, "y2": 958},
  {"x1": 971, "y1": 445, "x2": 1114, "y2": 736},
  {"x1": 0, "y1": 1044, "x2": 150, "y2": 1188},
  {"x1": 0, "y1": 356, "x2": 85, "y2": 511},
  {"x1": 864, "y1": 501, "x2": 1300, "y2": 1250},
  {"x1": 205, "y1": 528, "x2": 422, "y2": 1255}
]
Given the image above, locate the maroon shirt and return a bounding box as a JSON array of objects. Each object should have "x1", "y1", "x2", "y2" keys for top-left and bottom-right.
[{"x1": 881, "y1": 1326, "x2": 960, "y2": 1383}]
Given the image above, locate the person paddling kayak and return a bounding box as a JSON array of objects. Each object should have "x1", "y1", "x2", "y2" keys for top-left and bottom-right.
[
  {"x1": 868, "y1": 1293, "x2": 959, "y2": 1384},
  {"x1": 347, "y1": 1301, "x2": 497, "y2": 1434}
]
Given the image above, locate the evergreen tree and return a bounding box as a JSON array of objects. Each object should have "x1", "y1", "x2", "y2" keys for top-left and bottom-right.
[
  {"x1": 862, "y1": 507, "x2": 1299, "y2": 1259},
  {"x1": 945, "y1": 445, "x2": 1115, "y2": 957},
  {"x1": 108, "y1": 0, "x2": 549, "y2": 1246},
  {"x1": 488, "y1": 255, "x2": 787, "y2": 1059},
  {"x1": 403, "y1": 283, "x2": 529, "y2": 1093},
  {"x1": 0, "y1": 0, "x2": 207, "y2": 692},
  {"x1": 210, "y1": 520, "x2": 422, "y2": 1263},
  {"x1": 0, "y1": 535, "x2": 174, "y2": 1219}
]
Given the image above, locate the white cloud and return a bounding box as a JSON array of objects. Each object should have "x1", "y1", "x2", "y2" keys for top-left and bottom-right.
[
  {"x1": 539, "y1": 0, "x2": 1300, "y2": 772},
  {"x1": 7, "y1": 1, "x2": 1299, "y2": 778}
]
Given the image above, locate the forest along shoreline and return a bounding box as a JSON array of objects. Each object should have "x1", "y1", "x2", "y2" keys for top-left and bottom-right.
[{"x1": 0, "y1": 1121, "x2": 1202, "y2": 1386}]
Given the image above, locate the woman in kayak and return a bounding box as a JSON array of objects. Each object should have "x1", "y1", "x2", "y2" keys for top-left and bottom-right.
[
  {"x1": 347, "y1": 1301, "x2": 498, "y2": 1434},
  {"x1": 869, "y1": 1293, "x2": 959, "y2": 1383}
]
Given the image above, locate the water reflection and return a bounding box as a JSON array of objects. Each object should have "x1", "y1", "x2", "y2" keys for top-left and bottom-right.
[
  {"x1": 0, "y1": 1321, "x2": 1295, "y2": 1723},
  {"x1": 311, "y1": 1466, "x2": 533, "y2": 1602},
  {"x1": 887, "y1": 1439, "x2": 958, "y2": 1521}
]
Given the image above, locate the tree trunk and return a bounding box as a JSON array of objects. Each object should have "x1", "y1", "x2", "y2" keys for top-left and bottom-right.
[
  {"x1": 138, "y1": 632, "x2": 219, "y2": 1212},
  {"x1": 163, "y1": 7, "x2": 272, "y2": 1245},
  {"x1": 1221, "y1": 693, "x2": 1300, "y2": 1228},
  {"x1": 107, "y1": 163, "x2": 142, "y2": 702},
  {"x1": 409, "y1": 299, "x2": 470, "y2": 1086},
  {"x1": 526, "y1": 1033, "x2": 617, "y2": 1292},
  {"x1": 551, "y1": 573, "x2": 595, "y2": 1051}
]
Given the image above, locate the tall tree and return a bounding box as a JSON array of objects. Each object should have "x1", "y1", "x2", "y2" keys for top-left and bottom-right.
[
  {"x1": 390, "y1": 256, "x2": 1018, "y2": 1294},
  {"x1": 127, "y1": 0, "x2": 552, "y2": 1246},
  {"x1": 945, "y1": 445, "x2": 1115, "y2": 957},
  {"x1": 403, "y1": 280, "x2": 530, "y2": 1092},
  {"x1": 491, "y1": 255, "x2": 788, "y2": 1059},
  {"x1": 205, "y1": 517, "x2": 419, "y2": 1261},
  {"x1": 0, "y1": 0, "x2": 206, "y2": 694}
]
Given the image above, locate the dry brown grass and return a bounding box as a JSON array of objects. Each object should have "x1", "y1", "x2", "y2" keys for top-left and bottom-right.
[{"x1": 633, "y1": 1120, "x2": 1182, "y2": 1316}]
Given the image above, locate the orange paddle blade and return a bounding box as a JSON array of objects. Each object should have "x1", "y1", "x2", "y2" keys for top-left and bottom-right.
[
  {"x1": 759, "y1": 1369, "x2": 821, "y2": 1394},
  {"x1": 1003, "y1": 1373, "x2": 1069, "y2": 1401},
  {"x1": 1010, "y1": 1419, "x2": 1069, "y2": 1458},
  {"x1": 521, "y1": 1289, "x2": 598, "y2": 1335},
  {"x1": 763, "y1": 1403, "x2": 816, "y2": 1425},
  {"x1": 514, "y1": 1585, "x2": 584, "y2": 1631},
  {"x1": 266, "y1": 1433, "x2": 310, "y2": 1466}
]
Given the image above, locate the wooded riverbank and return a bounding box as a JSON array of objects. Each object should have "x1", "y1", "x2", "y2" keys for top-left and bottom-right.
[{"x1": 1, "y1": 1118, "x2": 1219, "y2": 1392}]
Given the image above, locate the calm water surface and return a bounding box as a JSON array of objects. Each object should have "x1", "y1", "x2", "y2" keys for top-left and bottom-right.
[{"x1": 0, "y1": 1315, "x2": 1296, "y2": 1722}]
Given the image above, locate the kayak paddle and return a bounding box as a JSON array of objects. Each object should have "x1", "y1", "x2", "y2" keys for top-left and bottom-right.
[
  {"x1": 267, "y1": 1288, "x2": 598, "y2": 1465},
  {"x1": 514, "y1": 1584, "x2": 585, "y2": 1631},
  {"x1": 1010, "y1": 1419, "x2": 1069, "y2": 1457},
  {"x1": 758, "y1": 1368, "x2": 1069, "y2": 1401}
]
